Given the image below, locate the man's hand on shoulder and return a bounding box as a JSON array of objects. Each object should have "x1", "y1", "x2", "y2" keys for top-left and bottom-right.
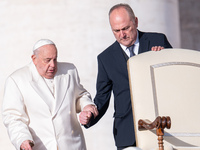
[{"x1": 151, "y1": 46, "x2": 164, "y2": 51}]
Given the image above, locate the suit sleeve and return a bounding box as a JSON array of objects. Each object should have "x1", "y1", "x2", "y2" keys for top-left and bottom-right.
[
  {"x1": 2, "y1": 77, "x2": 33, "y2": 150},
  {"x1": 86, "y1": 55, "x2": 113, "y2": 127}
]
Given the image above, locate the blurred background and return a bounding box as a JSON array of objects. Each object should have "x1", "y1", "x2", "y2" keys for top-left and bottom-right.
[{"x1": 0, "y1": 0, "x2": 199, "y2": 149}]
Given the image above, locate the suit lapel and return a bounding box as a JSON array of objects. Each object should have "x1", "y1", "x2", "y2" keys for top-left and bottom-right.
[
  {"x1": 52, "y1": 69, "x2": 70, "y2": 117},
  {"x1": 112, "y1": 41, "x2": 128, "y2": 69},
  {"x1": 29, "y1": 62, "x2": 55, "y2": 113},
  {"x1": 111, "y1": 32, "x2": 150, "y2": 73},
  {"x1": 138, "y1": 30, "x2": 150, "y2": 54}
]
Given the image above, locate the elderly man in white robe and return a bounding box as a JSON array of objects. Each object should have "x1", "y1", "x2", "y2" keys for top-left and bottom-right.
[{"x1": 2, "y1": 39, "x2": 98, "y2": 150}]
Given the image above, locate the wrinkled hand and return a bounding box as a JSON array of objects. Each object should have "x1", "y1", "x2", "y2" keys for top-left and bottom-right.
[
  {"x1": 20, "y1": 140, "x2": 34, "y2": 150},
  {"x1": 79, "y1": 104, "x2": 99, "y2": 125},
  {"x1": 83, "y1": 104, "x2": 98, "y2": 118},
  {"x1": 151, "y1": 46, "x2": 164, "y2": 51},
  {"x1": 79, "y1": 111, "x2": 93, "y2": 125}
]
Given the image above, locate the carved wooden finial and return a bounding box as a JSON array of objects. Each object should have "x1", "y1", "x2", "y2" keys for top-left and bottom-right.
[{"x1": 138, "y1": 116, "x2": 171, "y2": 150}]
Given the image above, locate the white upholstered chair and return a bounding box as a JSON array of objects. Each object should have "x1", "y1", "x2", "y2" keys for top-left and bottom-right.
[{"x1": 127, "y1": 49, "x2": 200, "y2": 150}]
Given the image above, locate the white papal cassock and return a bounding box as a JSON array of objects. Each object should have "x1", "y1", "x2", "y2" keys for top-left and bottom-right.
[{"x1": 2, "y1": 62, "x2": 94, "y2": 150}]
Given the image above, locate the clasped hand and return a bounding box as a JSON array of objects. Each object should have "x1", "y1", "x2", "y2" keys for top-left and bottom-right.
[
  {"x1": 20, "y1": 140, "x2": 34, "y2": 150},
  {"x1": 79, "y1": 104, "x2": 99, "y2": 125}
]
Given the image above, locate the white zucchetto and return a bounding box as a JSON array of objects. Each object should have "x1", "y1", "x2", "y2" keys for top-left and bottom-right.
[{"x1": 33, "y1": 39, "x2": 55, "y2": 51}]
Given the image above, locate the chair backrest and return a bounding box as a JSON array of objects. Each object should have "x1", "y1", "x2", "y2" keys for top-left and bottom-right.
[{"x1": 127, "y1": 49, "x2": 200, "y2": 150}]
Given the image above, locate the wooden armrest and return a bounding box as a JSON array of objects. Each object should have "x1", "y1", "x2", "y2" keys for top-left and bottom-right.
[
  {"x1": 138, "y1": 116, "x2": 171, "y2": 150},
  {"x1": 138, "y1": 116, "x2": 171, "y2": 130}
]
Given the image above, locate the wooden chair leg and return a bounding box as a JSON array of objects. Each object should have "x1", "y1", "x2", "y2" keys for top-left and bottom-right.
[{"x1": 156, "y1": 128, "x2": 164, "y2": 150}]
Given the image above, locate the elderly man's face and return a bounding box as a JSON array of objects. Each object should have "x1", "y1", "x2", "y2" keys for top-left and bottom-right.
[
  {"x1": 109, "y1": 7, "x2": 138, "y2": 47},
  {"x1": 32, "y1": 44, "x2": 57, "y2": 79}
]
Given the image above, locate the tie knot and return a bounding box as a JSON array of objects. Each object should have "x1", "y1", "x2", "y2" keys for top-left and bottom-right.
[{"x1": 127, "y1": 45, "x2": 135, "y2": 57}]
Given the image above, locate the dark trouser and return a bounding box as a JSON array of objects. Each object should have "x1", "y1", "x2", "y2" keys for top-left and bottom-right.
[{"x1": 117, "y1": 142, "x2": 136, "y2": 150}]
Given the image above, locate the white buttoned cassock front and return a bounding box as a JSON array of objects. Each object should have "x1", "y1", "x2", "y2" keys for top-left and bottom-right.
[{"x1": 2, "y1": 62, "x2": 94, "y2": 150}]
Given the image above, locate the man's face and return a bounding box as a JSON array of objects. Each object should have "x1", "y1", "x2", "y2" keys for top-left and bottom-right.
[
  {"x1": 32, "y1": 44, "x2": 57, "y2": 79},
  {"x1": 109, "y1": 8, "x2": 138, "y2": 47}
]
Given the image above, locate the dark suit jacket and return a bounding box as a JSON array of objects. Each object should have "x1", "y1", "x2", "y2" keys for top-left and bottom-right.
[{"x1": 88, "y1": 30, "x2": 172, "y2": 147}]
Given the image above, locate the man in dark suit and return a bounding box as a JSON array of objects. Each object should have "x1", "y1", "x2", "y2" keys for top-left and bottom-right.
[{"x1": 79, "y1": 3, "x2": 172, "y2": 150}]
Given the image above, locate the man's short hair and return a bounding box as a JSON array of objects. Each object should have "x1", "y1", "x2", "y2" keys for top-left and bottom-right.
[{"x1": 109, "y1": 3, "x2": 136, "y2": 22}]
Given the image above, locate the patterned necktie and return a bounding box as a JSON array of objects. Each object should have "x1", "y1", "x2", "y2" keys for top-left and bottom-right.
[{"x1": 128, "y1": 45, "x2": 135, "y2": 57}]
